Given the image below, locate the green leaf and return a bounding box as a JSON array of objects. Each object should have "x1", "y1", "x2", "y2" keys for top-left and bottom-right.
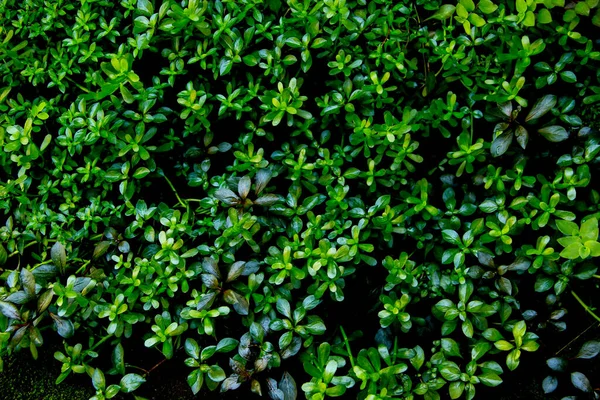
[
  {"x1": 137, "y1": 0, "x2": 154, "y2": 15},
  {"x1": 20, "y1": 268, "x2": 35, "y2": 295},
  {"x1": 494, "y1": 340, "x2": 514, "y2": 351},
  {"x1": 425, "y1": 4, "x2": 456, "y2": 21},
  {"x1": 207, "y1": 365, "x2": 226, "y2": 382},
  {"x1": 449, "y1": 382, "x2": 464, "y2": 399},
  {"x1": 51, "y1": 314, "x2": 74, "y2": 338},
  {"x1": 51, "y1": 242, "x2": 67, "y2": 274},
  {"x1": 560, "y1": 243, "x2": 583, "y2": 259},
  {"x1": 120, "y1": 84, "x2": 134, "y2": 104},
  {"x1": 0, "y1": 244, "x2": 7, "y2": 266},
  {"x1": 537, "y1": 8, "x2": 552, "y2": 23},
  {"x1": 491, "y1": 131, "x2": 513, "y2": 157},
  {"x1": 216, "y1": 338, "x2": 238, "y2": 353},
  {"x1": 539, "y1": 125, "x2": 569, "y2": 142},
  {"x1": 575, "y1": 2, "x2": 590, "y2": 16},
  {"x1": 276, "y1": 298, "x2": 292, "y2": 319},
  {"x1": 556, "y1": 220, "x2": 579, "y2": 236},
  {"x1": 478, "y1": 0, "x2": 498, "y2": 14},
  {"x1": 512, "y1": 320, "x2": 526, "y2": 340},
  {"x1": 525, "y1": 95, "x2": 556, "y2": 122},
  {"x1": 106, "y1": 384, "x2": 121, "y2": 398},
  {"x1": 442, "y1": 230, "x2": 461, "y2": 245},
  {"x1": 93, "y1": 241, "x2": 112, "y2": 260},
  {"x1": 479, "y1": 372, "x2": 502, "y2": 387},
  {"x1": 576, "y1": 341, "x2": 600, "y2": 359},
  {"x1": 188, "y1": 369, "x2": 204, "y2": 395},
  {"x1": 580, "y1": 218, "x2": 598, "y2": 241},
  {"x1": 112, "y1": 343, "x2": 126, "y2": 375},
  {"x1": 441, "y1": 338, "x2": 461, "y2": 357},
  {"x1": 439, "y1": 361, "x2": 461, "y2": 381},
  {"x1": 133, "y1": 167, "x2": 151, "y2": 179},
  {"x1": 37, "y1": 290, "x2": 54, "y2": 313},
  {"x1": 120, "y1": 373, "x2": 146, "y2": 393},
  {"x1": 92, "y1": 368, "x2": 106, "y2": 391},
  {"x1": 0, "y1": 300, "x2": 21, "y2": 320},
  {"x1": 185, "y1": 338, "x2": 200, "y2": 359},
  {"x1": 506, "y1": 349, "x2": 521, "y2": 371}
]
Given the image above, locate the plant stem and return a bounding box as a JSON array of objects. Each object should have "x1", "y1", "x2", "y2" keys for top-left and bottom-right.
[
  {"x1": 556, "y1": 320, "x2": 600, "y2": 355},
  {"x1": 75, "y1": 259, "x2": 91, "y2": 275},
  {"x1": 571, "y1": 290, "x2": 600, "y2": 323},
  {"x1": 90, "y1": 334, "x2": 113, "y2": 351},
  {"x1": 125, "y1": 364, "x2": 149, "y2": 374},
  {"x1": 339, "y1": 326, "x2": 355, "y2": 369},
  {"x1": 593, "y1": 274, "x2": 600, "y2": 279},
  {"x1": 162, "y1": 174, "x2": 187, "y2": 209},
  {"x1": 144, "y1": 357, "x2": 168, "y2": 377},
  {"x1": 8, "y1": 241, "x2": 38, "y2": 258},
  {"x1": 65, "y1": 76, "x2": 91, "y2": 94}
]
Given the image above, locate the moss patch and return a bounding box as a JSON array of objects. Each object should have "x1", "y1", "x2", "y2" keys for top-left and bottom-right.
[{"x1": 0, "y1": 344, "x2": 94, "y2": 400}]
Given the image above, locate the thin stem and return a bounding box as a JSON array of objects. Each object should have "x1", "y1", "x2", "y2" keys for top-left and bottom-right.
[
  {"x1": 75, "y1": 260, "x2": 91, "y2": 275},
  {"x1": 162, "y1": 174, "x2": 187, "y2": 209},
  {"x1": 65, "y1": 76, "x2": 91, "y2": 94},
  {"x1": 125, "y1": 364, "x2": 149, "y2": 374},
  {"x1": 556, "y1": 320, "x2": 600, "y2": 356},
  {"x1": 339, "y1": 326, "x2": 355, "y2": 369},
  {"x1": 571, "y1": 290, "x2": 600, "y2": 323},
  {"x1": 593, "y1": 274, "x2": 600, "y2": 279},
  {"x1": 90, "y1": 334, "x2": 113, "y2": 351},
  {"x1": 144, "y1": 357, "x2": 168, "y2": 377},
  {"x1": 8, "y1": 241, "x2": 38, "y2": 257}
]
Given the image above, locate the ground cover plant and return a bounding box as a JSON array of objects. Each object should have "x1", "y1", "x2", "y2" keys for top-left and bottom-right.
[{"x1": 1, "y1": 0, "x2": 600, "y2": 399}]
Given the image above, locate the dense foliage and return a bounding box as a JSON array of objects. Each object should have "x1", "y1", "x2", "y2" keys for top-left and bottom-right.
[{"x1": 1, "y1": 0, "x2": 600, "y2": 399}]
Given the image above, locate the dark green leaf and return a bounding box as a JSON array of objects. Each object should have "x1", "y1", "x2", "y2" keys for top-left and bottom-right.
[
  {"x1": 575, "y1": 341, "x2": 600, "y2": 359},
  {"x1": 526, "y1": 95, "x2": 557, "y2": 122},
  {"x1": 491, "y1": 131, "x2": 513, "y2": 157},
  {"x1": 539, "y1": 126, "x2": 569, "y2": 142},
  {"x1": 51, "y1": 242, "x2": 67, "y2": 274},
  {"x1": 51, "y1": 314, "x2": 74, "y2": 338},
  {"x1": 0, "y1": 300, "x2": 21, "y2": 320}
]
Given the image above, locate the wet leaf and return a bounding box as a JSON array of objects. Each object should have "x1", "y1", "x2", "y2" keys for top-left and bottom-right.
[
  {"x1": 238, "y1": 176, "x2": 252, "y2": 199},
  {"x1": 51, "y1": 313, "x2": 74, "y2": 338},
  {"x1": 0, "y1": 300, "x2": 21, "y2": 320},
  {"x1": 112, "y1": 343, "x2": 126, "y2": 375},
  {"x1": 279, "y1": 371, "x2": 297, "y2": 400},
  {"x1": 526, "y1": 95, "x2": 557, "y2": 122},
  {"x1": 254, "y1": 194, "x2": 280, "y2": 206},
  {"x1": 491, "y1": 131, "x2": 513, "y2": 157},
  {"x1": 575, "y1": 340, "x2": 600, "y2": 359},
  {"x1": 20, "y1": 268, "x2": 36, "y2": 295},
  {"x1": 51, "y1": 242, "x2": 67, "y2": 274},
  {"x1": 571, "y1": 371, "x2": 592, "y2": 392},
  {"x1": 539, "y1": 125, "x2": 569, "y2": 142},
  {"x1": 93, "y1": 241, "x2": 112, "y2": 259},
  {"x1": 37, "y1": 289, "x2": 54, "y2": 313},
  {"x1": 120, "y1": 373, "x2": 146, "y2": 393},
  {"x1": 0, "y1": 244, "x2": 7, "y2": 265},
  {"x1": 542, "y1": 375, "x2": 557, "y2": 394},
  {"x1": 255, "y1": 169, "x2": 273, "y2": 195}
]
